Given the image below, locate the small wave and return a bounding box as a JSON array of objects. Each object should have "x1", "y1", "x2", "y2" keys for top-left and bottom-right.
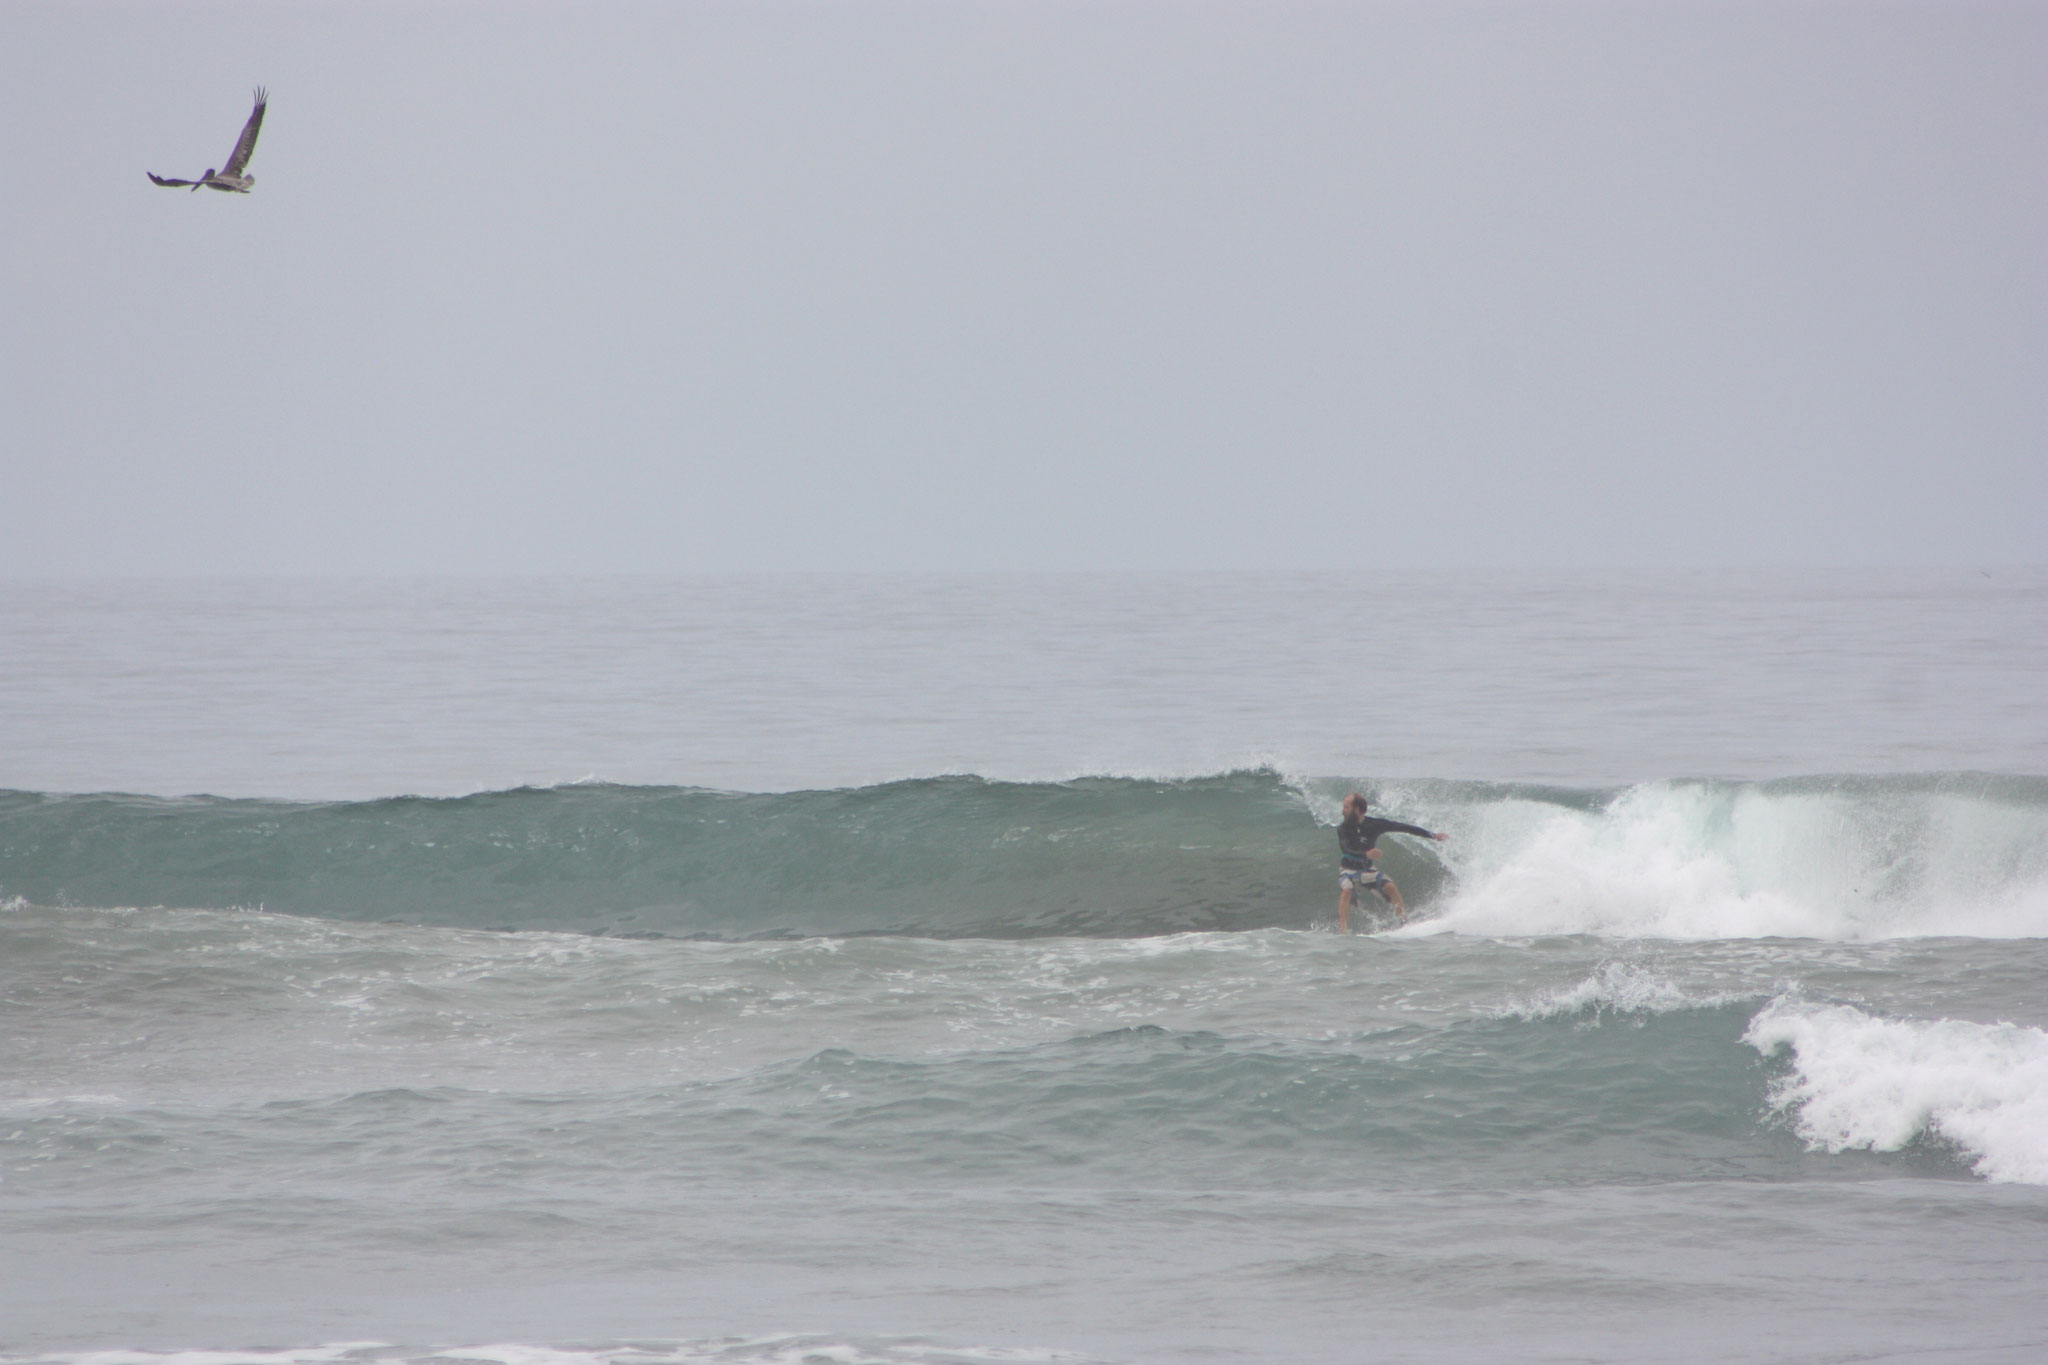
[
  {"x1": 3, "y1": 1010, "x2": 1795, "y2": 1192},
  {"x1": 1744, "y1": 998, "x2": 2048, "y2": 1184},
  {"x1": 1498, "y1": 960, "x2": 1747, "y2": 1020}
]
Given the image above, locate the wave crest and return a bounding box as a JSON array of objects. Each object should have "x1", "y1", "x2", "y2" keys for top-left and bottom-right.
[{"x1": 1744, "y1": 998, "x2": 2048, "y2": 1184}]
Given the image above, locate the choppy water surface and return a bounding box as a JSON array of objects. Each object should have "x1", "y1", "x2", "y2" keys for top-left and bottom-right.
[{"x1": 2, "y1": 573, "x2": 2046, "y2": 1364}]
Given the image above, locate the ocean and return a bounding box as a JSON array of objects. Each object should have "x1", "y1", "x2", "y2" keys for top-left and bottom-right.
[{"x1": 3, "y1": 571, "x2": 2045, "y2": 1365}]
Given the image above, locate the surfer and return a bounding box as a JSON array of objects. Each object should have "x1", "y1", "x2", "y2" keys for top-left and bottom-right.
[{"x1": 1336, "y1": 793, "x2": 1448, "y2": 932}]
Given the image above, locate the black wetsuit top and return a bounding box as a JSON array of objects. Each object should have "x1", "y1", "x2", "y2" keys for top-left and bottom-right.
[{"x1": 1338, "y1": 816, "x2": 1434, "y2": 869}]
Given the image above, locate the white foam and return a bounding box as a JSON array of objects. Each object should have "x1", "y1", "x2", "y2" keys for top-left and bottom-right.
[
  {"x1": 1744, "y1": 999, "x2": 2048, "y2": 1184},
  {"x1": 1420, "y1": 782, "x2": 2048, "y2": 941},
  {"x1": 1499, "y1": 959, "x2": 1740, "y2": 1020}
]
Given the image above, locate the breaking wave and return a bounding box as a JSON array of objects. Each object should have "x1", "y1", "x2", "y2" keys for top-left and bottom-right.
[
  {"x1": 1, "y1": 770, "x2": 2043, "y2": 940},
  {"x1": 1746, "y1": 999, "x2": 2048, "y2": 1184}
]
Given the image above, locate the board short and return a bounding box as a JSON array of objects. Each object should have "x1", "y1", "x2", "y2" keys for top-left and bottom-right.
[{"x1": 1340, "y1": 864, "x2": 1390, "y2": 894}]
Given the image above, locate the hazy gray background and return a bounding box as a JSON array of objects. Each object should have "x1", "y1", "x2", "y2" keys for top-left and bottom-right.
[{"x1": 3, "y1": 1, "x2": 2042, "y2": 573}]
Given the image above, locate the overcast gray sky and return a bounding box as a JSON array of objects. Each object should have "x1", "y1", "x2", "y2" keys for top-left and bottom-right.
[{"x1": 2, "y1": 0, "x2": 2041, "y2": 573}]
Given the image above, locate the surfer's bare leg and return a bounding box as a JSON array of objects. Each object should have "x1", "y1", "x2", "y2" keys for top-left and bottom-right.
[
  {"x1": 1338, "y1": 883, "x2": 1355, "y2": 934},
  {"x1": 1381, "y1": 878, "x2": 1409, "y2": 919}
]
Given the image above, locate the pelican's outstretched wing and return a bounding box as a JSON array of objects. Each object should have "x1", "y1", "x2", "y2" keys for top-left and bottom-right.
[
  {"x1": 147, "y1": 172, "x2": 201, "y2": 187},
  {"x1": 220, "y1": 88, "x2": 267, "y2": 177}
]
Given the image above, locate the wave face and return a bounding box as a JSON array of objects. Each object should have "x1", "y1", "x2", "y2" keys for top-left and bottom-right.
[{"x1": 2, "y1": 770, "x2": 2044, "y2": 939}]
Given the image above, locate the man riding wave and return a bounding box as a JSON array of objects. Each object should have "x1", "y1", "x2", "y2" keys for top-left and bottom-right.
[{"x1": 1336, "y1": 792, "x2": 1448, "y2": 932}]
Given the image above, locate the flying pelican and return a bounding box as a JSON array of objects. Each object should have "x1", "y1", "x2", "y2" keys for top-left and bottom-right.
[{"x1": 148, "y1": 88, "x2": 267, "y2": 193}]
